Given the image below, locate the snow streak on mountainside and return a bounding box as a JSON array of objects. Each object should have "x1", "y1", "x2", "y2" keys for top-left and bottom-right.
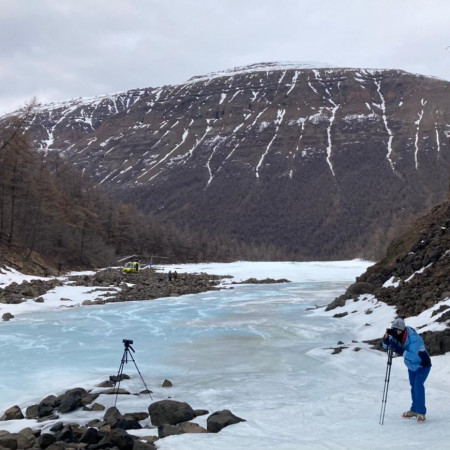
[{"x1": 8, "y1": 63, "x2": 450, "y2": 260}]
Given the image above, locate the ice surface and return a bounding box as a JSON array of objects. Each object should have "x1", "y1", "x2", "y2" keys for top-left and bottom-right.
[{"x1": 1, "y1": 261, "x2": 450, "y2": 449}]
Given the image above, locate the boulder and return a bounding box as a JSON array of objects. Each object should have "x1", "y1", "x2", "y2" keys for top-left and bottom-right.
[
  {"x1": 38, "y1": 395, "x2": 57, "y2": 418},
  {"x1": 0, "y1": 405, "x2": 24, "y2": 421},
  {"x1": 79, "y1": 427, "x2": 103, "y2": 445},
  {"x1": 15, "y1": 427, "x2": 37, "y2": 448},
  {"x1": 58, "y1": 394, "x2": 82, "y2": 414},
  {"x1": 0, "y1": 435, "x2": 17, "y2": 449},
  {"x1": 104, "y1": 406, "x2": 125, "y2": 428},
  {"x1": 37, "y1": 433, "x2": 57, "y2": 449},
  {"x1": 25, "y1": 404, "x2": 39, "y2": 419},
  {"x1": 2, "y1": 313, "x2": 14, "y2": 321},
  {"x1": 97, "y1": 429, "x2": 136, "y2": 450},
  {"x1": 206, "y1": 409, "x2": 246, "y2": 433},
  {"x1": 158, "y1": 421, "x2": 208, "y2": 438},
  {"x1": 148, "y1": 400, "x2": 195, "y2": 426}
]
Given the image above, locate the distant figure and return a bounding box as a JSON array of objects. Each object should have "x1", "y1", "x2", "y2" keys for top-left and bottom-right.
[
  {"x1": 174, "y1": 271, "x2": 178, "y2": 280},
  {"x1": 382, "y1": 317, "x2": 431, "y2": 422},
  {"x1": 168, "y1": 270, "x2": 172, "y2": 281}
]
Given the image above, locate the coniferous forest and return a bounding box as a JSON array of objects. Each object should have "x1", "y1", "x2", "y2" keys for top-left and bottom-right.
[{"x1": 0, "y1": 104, "x2": 282, "y2": 271}]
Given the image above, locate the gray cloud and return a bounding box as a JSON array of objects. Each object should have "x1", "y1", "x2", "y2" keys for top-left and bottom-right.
[{"x1": 1, "y1": 0, "x2": 449, "y2": 114}]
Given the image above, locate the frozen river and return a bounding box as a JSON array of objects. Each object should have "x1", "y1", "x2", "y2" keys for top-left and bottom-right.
[{"x1": 1, "y1": 261, "x2": 450, "y2": 449}]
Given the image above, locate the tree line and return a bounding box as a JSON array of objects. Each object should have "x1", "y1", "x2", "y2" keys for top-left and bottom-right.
[{"x1": 0, "y1": 102, "x2": 283, "y2": 271}]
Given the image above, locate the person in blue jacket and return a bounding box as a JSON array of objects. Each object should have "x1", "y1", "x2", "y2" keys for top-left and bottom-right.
[{"x1": 382, "y1": 317, "x2": 431, "y2": 422}]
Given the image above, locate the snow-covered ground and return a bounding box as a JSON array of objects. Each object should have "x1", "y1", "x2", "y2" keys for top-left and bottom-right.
[{"x1": 1, "y1": 260, "x2": 450, "y2": 449}]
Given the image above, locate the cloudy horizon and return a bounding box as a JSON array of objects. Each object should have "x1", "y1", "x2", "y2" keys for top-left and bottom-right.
[{"x1": 1, "y1": 0, "x2": 449, "y2": 114}]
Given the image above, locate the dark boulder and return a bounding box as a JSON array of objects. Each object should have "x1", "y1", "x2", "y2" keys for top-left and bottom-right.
[
  {"x1": 38, "y1": 395, "x2": 57, "y2": 418},
  {"x1": 79, "y1": 427, "x2": 104, "y2": 445},
  {"x1": 37, "y1": 433, "x2": 57, "y2": 449},
  {"x1": 96, "y1": 429, "x2": 136, "y2": 450},
  {"x1": 148, "y1": 400, "x2": 195, "y2": 426},
  {"x1": 104, "y1": 406, "x2": 125, "y2": 428},
  {"x1": 206, "y1": 409, "x2": 246, "y2": 433}
]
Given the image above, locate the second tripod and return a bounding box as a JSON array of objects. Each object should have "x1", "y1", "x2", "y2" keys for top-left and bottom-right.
[{"x1": 111, "y1": 339, "x2": 153, "y2": 406}]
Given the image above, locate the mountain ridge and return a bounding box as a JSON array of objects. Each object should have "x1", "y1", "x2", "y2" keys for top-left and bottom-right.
[{"x1": 6, "y1": 64, "x2": 450, "y2": 260}]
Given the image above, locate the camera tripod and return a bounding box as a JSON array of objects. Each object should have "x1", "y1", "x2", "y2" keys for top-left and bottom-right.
[{"x1": 111, "y1": 339, "x2": 153, "y2": 406}]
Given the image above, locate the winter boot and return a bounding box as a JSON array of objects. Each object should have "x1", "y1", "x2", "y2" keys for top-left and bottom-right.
[
  {"x1": 417, "y1": 414, "x2": 426, "y2": 422},
  {"x1": 402, "y1": 410, "x2": 418, "y2": 418}
]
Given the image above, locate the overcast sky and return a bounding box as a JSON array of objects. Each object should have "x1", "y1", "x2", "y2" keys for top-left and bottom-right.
[{"x1": 1, "y1": 0, "x2": 449, "y2": 114}]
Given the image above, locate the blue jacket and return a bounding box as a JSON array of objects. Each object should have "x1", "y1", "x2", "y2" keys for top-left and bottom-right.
[{"x1": 382, "y1": 326, "x2": 431, "y2": 372}]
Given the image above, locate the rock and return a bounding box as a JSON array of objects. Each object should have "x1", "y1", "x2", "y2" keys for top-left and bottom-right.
[
  {"x1": 79, "y1": 427, "x2": 103, "y2": 445},
  {"x1": 102, "y1": 388, "x2": 130, "y2": 395},
  {"x1": 49, "y1": 422, "x2": 64, "y2": 433},
  {"x1": 55, "y1": 424, "x2": 73, "y2": 442},
  {"x1": 158, "y1": 421, "x2": 209, "y2": 438},
  {"x1": 346, "y1": 282, "x2": 375, "y2": 295},
  {"x1": 2, "y1": 313, "x2": 14, "y2": 321},
  {"x1": 161, "y1": 379, "x2": 172, "y2": 387},
  {"x1": 0, "y1": 405, "x2": 24, "y2": 421},
  {"x1": 0, "y1": 435, "x2": 17, "y2": 449},
  {"x1": 133, "y1": 441, "x2": 157, "y2": 450},
  {"x1": 90, "y1": 403, "x2": 106, "y2": 412},
  {"x1": 97, "y1": 428, "x2": 136, "y2": 450},
  {"x1": 34, "y1": 297, "x2": 45, "y2": 303},
  {"x1": 97, "y1": 380, "x2": 115, "y2": 388},
  {"x1": 38, "y1": 395, "x2": 57, "y2": 418},
  {"x1": 25, "y1": 404, "x2": 39, "y2": 419},
  {"x1": 57, "y1": 388, "x2": 87, "y2": 414},
  {"x1": 206, "y1": 409, "x2": 246, "y2": 433},
  {"x1": 37, "y1": 433, "x2": 57, "y2": 449},
  {"x1": 193, "y1": 409, "x2": 209, "y2": 417},
  {"x1": 123, "y1": 412, "x2": 149, "y2": 421},
  {"x1": 15, "y1": 427, "x2": 36, "y2": 449},
  {"x1": 148, "y1": 400, "x2": 196, "y2": 426},
  {"x1": 325, "y1": 294, "x2": 349, "y2": 311},
  {"x1": 104, "y1": 406, "x2": 125, "y2": 428}
]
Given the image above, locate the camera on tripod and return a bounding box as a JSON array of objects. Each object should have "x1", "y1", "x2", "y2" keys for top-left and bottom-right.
[{"x1": 111, "y1": 338, "x2": 153, "y2": 406}]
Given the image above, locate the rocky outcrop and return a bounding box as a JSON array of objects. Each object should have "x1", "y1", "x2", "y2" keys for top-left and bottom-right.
[
  {"x1": 69, "y1": 267, "x2": 224, "y2": 303},
  {"x1": 12, "y1": 64, "x2": 450, "y2": 260},
  {"x1": 0, "y1": 279, "x2": 62, "y2": 305},
  {"x1": 327, "y1": 199, "x2": 450, "y2": 355}
]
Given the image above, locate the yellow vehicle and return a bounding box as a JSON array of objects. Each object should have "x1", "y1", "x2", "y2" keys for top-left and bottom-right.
[{"x1": 122, "y1": 261, "x2": 141, "y2": 274}]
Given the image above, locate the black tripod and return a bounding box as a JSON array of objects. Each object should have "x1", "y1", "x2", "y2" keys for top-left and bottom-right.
[
  {"x1": 379, "y1": 347, "x2": 393, "y2": 425},
  {"x1": 111, "y1": 339, "x2": 153, "y2": 406}
]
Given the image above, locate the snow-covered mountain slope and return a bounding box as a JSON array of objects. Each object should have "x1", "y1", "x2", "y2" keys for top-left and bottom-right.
[{"x1": 8, "y1": 63, "x2": 450, "y2": 260}]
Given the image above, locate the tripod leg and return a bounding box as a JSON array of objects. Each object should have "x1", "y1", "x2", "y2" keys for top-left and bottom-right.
[
  {"x1": 128, "y1": 352, "x2": 153, "y2": 400},
  {"x1": 113, "y1": 351, "x2": 128, "y2": 407},
  {"x1": 379, "y1": 348, "x2": 393, "y2": 425}
]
